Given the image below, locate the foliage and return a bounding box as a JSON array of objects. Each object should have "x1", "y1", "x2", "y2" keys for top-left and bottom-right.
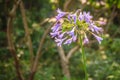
[{"x1": 0, "y1": 0, "x2": 120, "y2": 80}]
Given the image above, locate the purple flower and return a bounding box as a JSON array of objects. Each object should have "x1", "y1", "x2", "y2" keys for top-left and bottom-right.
[
  {"x1": 71, "y1": 13, "x2": 77, "y2": 23},
  {"x1": 63, "y1": 27, "x2": 77, "y2": 45},
  {"x1": 93, "y1": 25, "x2": 103, "y2": 34},
  {"x1": 67, "y1": 15, "x2": 71, "y2": 21},
  {"x1": 92, "y1": 33, "x2": 103, "y2": 44},
  {"x1": 58, "y1": 32, "x2": 66, "y2": 39},
  {"x1": 56, "y1": 8, "x2": 67, "y2": 20},
  {"x1": 79, "y1": 12, "x2": 93, "y2": 23},
  {"x1": 83, "y1": 35, "x2": 89, "y2": 44},
  {"x1": 55, "y1": 37, "x2": 66, "y2": 46},
  {"x1": 83, "y1": 12, "x2": 93, "y2": 22},
  {"x1": 72, "y1": 35, "x2": 77, "y2": 42},
  {"x1": 64, "y1": 38, "x2": 72, "y2": 45},
  {"x1": 67, "y1": 27, "x2": 75, "y2": 36},
  {"x1": 51, "y1": 22, "x2": 61, "y2": 32},
  {"x1": 50, "y1": 31, "x2": 61, "y2": 38},
  {"x1": 79, "y1": 12, "x2": 84, "y2": 21},
  {"x1": 89, "y1": 23, "x2": 103, "y2": 34}
]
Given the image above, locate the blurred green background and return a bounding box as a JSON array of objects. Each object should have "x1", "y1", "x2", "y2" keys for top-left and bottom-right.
[{"x1": 0, "y1": 0, "x2": 120, "y2": 80}]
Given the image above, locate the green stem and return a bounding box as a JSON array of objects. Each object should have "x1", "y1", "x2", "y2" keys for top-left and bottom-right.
[{"x1": 80, "y1": 37, "x2": 88, "y2": 80}]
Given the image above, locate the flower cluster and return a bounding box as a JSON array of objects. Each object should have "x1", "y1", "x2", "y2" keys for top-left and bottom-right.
[{"x1": 50, "y1": 9, "x2": 104, "y2": 46}]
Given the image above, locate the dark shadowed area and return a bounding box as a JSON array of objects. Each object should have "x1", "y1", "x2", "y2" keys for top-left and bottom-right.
[{"x1": 0, "y1": 0, "x2": 120, "y2": 80}]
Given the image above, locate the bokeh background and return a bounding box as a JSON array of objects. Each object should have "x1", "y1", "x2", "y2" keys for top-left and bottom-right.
[{"x1": 0, "y1": 0, "x2": 120, "y2": 80}]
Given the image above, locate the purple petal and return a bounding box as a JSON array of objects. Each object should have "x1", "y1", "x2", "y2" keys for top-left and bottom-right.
[
  {"x1": 72, "y1": 35, "x2": 77, "y2": 42},
  {"x1": 67, "y1": 13, "x2": 77, "y2": 23},
  {"x1": 88, "y1": 23, "x2": 94, "y2": 32},
  {"x1": 83, "y1": 35, "x2": 89, "y2": 44},
  {"x1": 51, "y1": 22, "x2": 61, "y2": 32},
  {"x1": 83, "y1": 12, "x2": 93, "y2": 23},
  {"x1": 83, "y1": 12, "x2": 92, "y2": 19},
  {"x1": 58, "y1": 32, "x2": 66, "y2": 39},
  {"x1": 67, "y1": 27, "x2": 75, "y2": 36},
  {"x1": 56, "y1": 8, "x2": 66, "y2": 20},
  {"x1": 79, "y1": 12, "x2": 84, "y2": 21},
  {"x1": 71, "y1": 14, "x2": 77, "y2": 23},
  {"x1": 64, "y1": 38, "x2": 72, "y2": 45},
  {"x1": 50, "y1": 31, "x2": 59, "y2": 38},
  {"x1": 89, "y1": 23, "x2": 103, "y2": 34},
  {"x1": 55, "y1": 37, "x2": 66, "y2": 46},
  {"x1": 93, "y1": 25, "x2": 103, "y2": 34},
  {"x1": 67, "y1": 14, "x2": 71, "y2": 21},
  {"x1": 92, "y1": 33, "x2": 103, "y2": 44},
  {"x1": 55, "y1": 38, "x2": 61, "y2": 42}
]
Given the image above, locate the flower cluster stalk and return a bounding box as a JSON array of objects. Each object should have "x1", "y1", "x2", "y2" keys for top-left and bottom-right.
[{"x1": 80, "y1": 36, "x2": 88, "y2": 80}]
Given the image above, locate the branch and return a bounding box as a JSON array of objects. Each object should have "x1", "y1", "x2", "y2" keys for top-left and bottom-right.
[
  {"x1": 9, "y1": 0, "x2": 21, "y2": 18},
  {"x1": 39, "y1": 18, "x2": 49, "y2": 25},
  {"x1": 67, "y1": 45, "x2": 80, "y2": 60},
  {"x1": 19, "y1": 1, "x2": 34, "y2": 68},
  {"x1": 105, "y1": 6, "x2": 117, "y2": 32},
  {"x1": 57, "y1": 47, "x2": 68, "y2": 63},
  {"x1": 63, "y1": 0, "x2": 72, "y2": 11},
  {"x1": 7, "y1": 0, "x2": 24, "y2": 80},
  {"x1": 58, "y1": 46, "x2": 71, "y2": 80},
  {"x1": 39, "y1": 17, "x2": 56, "y2": 26},
  {"x1": 29, "y1": 23, "x2": 53, "y2": 80}
]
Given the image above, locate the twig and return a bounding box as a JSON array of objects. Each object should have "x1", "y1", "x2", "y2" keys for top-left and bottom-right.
[
  {"x1": 19, "y1": 1, "x2": 34, "y2": 68},
  {"x1": 105, "y1": 6, "x2": 117, "y2": 32},
  {"x1": 58, "y1": 47, "x2": 71, "y2": 80},
  {"x1": 63, "y1": 0, "x2": 72, "y2": 11},
  {"x1": 29, "y1": 23, "x2": 53, "y2": 80},
  {"x1": 7, "y1": 0, "x2": 24, "y2": 80},
  {"x1": 39, "y1": 18, "x2": 50, "y2": 25},
  {"x1": 58, "y1": 47, "x2": 68, "y2": 63},
  {"x1": 9, "y1": 0, "x2": 21, "y2": 17},
  {"x1": 67, "y1": 45, "x2": 80, "y2": 60}
]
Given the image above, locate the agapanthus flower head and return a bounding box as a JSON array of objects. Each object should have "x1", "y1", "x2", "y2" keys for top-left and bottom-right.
[{"x1": 50, "y1": 8, "x2": 104, "y2": 46}]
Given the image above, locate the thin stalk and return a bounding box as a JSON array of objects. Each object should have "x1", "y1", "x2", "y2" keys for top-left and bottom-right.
[{"x1": 79, "y1": 36, "x2": 88, "y2": 80}]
